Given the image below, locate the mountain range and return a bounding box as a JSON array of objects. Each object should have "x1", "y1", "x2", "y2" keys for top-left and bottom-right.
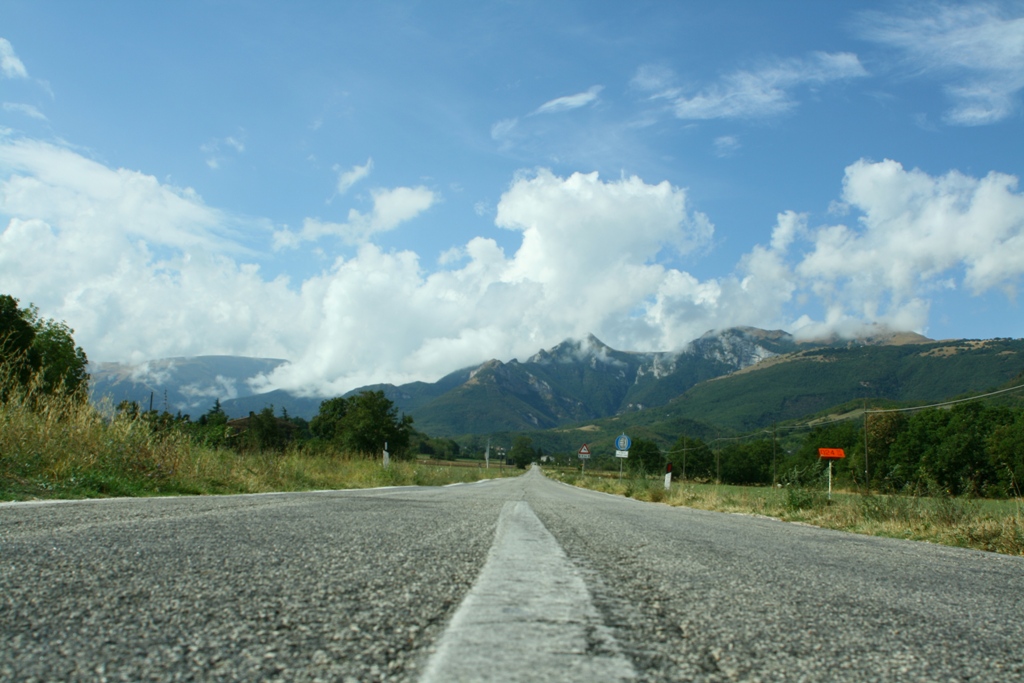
[
  {"x1": 89, "y1": 328, "x2": 1024, "y2": 448},
  {"x1": 88, "y1": 327, "x2": 802, "y2": 425}
]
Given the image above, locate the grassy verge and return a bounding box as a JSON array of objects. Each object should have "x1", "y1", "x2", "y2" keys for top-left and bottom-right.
[
  {"x1": 549, "y1": 470, "x2": 1024, "y2": 556},
  {"x1": 0, "y1": 376, "x2": 515, "y2": 501}
]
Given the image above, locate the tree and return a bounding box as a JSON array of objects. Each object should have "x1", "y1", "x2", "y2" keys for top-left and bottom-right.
[
  {"x1": 922, "y1": 403, "x2": 1007, "y2": 495},
  {"x1": 786, "y1": 422, "x2": 861, "y2": 487},
  {"x1": 186, "y1": 399, "x2": 232, "y2": 448},
  {"x1": 198, "y1": 398, "x2": 228, "y2": 427},
  {"x1": 719, "y1": 439, "x2": 774, "y2": 485},
  {"x1": 509, "y1": 435, "x2": 536, "y2": 469},
  {"x1": 0, "y1": 294, "x2": 37, "y2": 386},
  {"x1": 0, "y1": 295, "x2": 89, "y2": 397},
  {"x1": 310, "y1": 396, "x2": 348, "y2": 440},
  {"x1": 988, "y1": 412, "x2": 1024, "y2": 497},
  {"x1": 28, "y1": 313, "x2": 89, "y2": 395},
  {"x1": 243, "y1": 406, "x2": 290, "y2": 452},
  {"x1": 669, "y1": 435, "x2": 715, "y2": 481},
  {"x1": 340, "y1": 391, "x2": 413, "y2": 457},
  {"x1": 628, "y1": 438, "x2": 664, "y2": 475},
  {"x1": 863, "y1": 411, "x2": 908, "y2": 488}
]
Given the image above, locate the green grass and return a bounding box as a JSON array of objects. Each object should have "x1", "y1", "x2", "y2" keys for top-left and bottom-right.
[
  {"x1": 0, "y1": 364, "x2": 517, "y2": 502},
  {"x1": 550, "y1": 470, "x2": 1024, "y2": 556}
]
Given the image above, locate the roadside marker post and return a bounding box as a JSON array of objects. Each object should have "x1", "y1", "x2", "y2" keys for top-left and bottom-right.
[
  {"x1": 664, "y1": 462, "x2": 672, "y2": 491},
  {"x1": 818, "y1": 448, "x2": 845, "y2": 499},
  {"x1": 383, "y1": 442, "x2": 390, "y2": 468},
  {"x1": 578, "y1": 443, "x2": 591, "y2": 475}
]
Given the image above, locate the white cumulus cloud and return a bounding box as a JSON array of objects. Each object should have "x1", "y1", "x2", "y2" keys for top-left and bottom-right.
[
  {"x1": 278, "y1": 185, "x2": 437, "y2": 248},
  {"x1": 796, "y1": 158, "x2": 1024, "y2": 318},
  {"x1": 3, "y1": 138, "x2": 1024, "y2": 398},
  {"x1": 0, "y1": 138, "x2": 298, "y2": 364}
]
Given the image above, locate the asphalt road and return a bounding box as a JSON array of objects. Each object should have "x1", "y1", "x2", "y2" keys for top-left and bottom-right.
[{"x1": 2, "y1": 468, "x2": 1023, "y2": 682}]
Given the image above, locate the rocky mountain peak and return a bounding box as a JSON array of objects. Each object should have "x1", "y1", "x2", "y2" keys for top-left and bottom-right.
[
  {"x1": 685, "y1": 327, "x2": 794, "y2": 370},
  {"x1": 529, "y1": 334, "x2": 616, "y2": 365}
]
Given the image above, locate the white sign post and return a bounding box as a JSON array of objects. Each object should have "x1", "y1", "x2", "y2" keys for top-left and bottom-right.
[
  {"x1": 614, "y1": 434, "x2": 631, "y2": 479},
  {"x1": 818, "y1": 448, "x2": 846, "y2": 500},
  {"x1": 578, "y1": 443, "x2": 591, "y2": 475},
  {"x1": 383, "y1": 441, "x2": 390, "y2": 468}
]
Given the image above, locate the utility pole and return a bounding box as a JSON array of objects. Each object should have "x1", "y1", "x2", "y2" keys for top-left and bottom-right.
[
  {"x1": 863, "y1": 400, "x2": 870, "y2": 492},
  {"x1": 715, "y1": 431, "x2": 720, "y2": 484},
  {"x1": 772, "y1": 421, "x2": 777, "y2": 488},
  {"x1": 680, "y1": 436, "x2": 686, "y2": 482}
]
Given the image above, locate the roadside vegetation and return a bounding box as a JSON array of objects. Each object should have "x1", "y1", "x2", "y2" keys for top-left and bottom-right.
[
  {"x1": 0, "y1": 381, "x2": 512, "y2": 501},
  {"x1": 0, "y1": 295, "x2": 512, "y2": 502},
  {"x1": 548, "y1": 471, "x2": 1024, "y2": 556},
  {"x1": 5, "y1": 290, "x2": 1023, "y2": 558},
  {"x1": 528, "y1": 369, "x2": 1024, "y2": 557}
]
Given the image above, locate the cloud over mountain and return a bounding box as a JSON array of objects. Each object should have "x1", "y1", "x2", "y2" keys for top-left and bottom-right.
[{"x1": 3, "y1": 133, "x2": 1024, "y2": 397}]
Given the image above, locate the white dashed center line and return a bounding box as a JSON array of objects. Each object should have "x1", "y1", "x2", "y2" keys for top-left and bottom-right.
[{"x1": 419, "y1": 500, "x2": 636, "y2": 682}]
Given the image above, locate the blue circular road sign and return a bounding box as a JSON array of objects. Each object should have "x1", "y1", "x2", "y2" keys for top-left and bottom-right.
[{"x1": 615, "y1": 434, "x2": 631, "y2": 451}]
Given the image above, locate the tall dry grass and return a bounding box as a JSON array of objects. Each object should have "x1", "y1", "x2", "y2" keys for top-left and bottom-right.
[{"x1": 0, "y1": 361, "x2": 513, "y2": 501}]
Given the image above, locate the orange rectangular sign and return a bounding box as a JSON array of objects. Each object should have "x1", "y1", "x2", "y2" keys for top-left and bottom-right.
[{"x1": 818, "y1": 448, "x2": 846, "y2": 459}]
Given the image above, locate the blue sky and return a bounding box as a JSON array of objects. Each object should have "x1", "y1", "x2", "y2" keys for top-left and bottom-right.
[{"x1": 1, "y1": 1, "x2": 1023, "y2": 397}]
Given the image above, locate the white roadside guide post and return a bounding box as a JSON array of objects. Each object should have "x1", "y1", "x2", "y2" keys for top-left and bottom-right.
[
  {"x1": 578, "y1": 443, "x2": 591, "y2": 474},
  {"x1": 615, "y1": 433, "x2": 631, "y2": 479},
  {"x1": 664, "y1": 462, "x2": 672, "y2": 491},
  {"x1": 818, "y1": 448, "x2": 845, "y2": 499},
  {"x1": 383, "y1": 441, "x2": 390, "y2": 468}
]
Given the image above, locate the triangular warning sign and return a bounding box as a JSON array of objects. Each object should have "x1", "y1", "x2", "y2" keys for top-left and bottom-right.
[{"x1": 578, "y1": 444, "x2": 591, "y2": 456}]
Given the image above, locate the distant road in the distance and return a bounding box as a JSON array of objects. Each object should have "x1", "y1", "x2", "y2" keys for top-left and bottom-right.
[{"x1": 2, "y1": 468, "x2": 1023, "y2": 681}]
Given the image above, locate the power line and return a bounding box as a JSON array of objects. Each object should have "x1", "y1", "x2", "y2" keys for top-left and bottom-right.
[
  {"x1": 865, "y1": 382, "x2": 1024, "y2": 414},
  {"x1": 687, "y1": 382, "x2": 1024, "y2": 446}
]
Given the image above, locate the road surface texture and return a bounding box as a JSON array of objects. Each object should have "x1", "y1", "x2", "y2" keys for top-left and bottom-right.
[{"x1": 2, "y1": 467, "x2": 1023, "y2": 682}]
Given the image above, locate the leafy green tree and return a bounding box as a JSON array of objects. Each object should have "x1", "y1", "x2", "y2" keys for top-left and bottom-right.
[
  {"x1": 0, "y1": 294, "x2": 38, "y2": 387},
  {"x1": 886, "y1": 404, "x2": 1011, "y2": 495},
  {"x1": 186, "y1": 399, "x2": 232, "y2": 448},
  {"x1": 340, "y1": 390, "x2": 413, "y2": 457},
  {"x1": 285, "y1": 415, "x2": 311, "y2": 441},
  {"x1": 198, "y1": 398, "x2": 229, "y2": 426},
  {"x1": 988, "y1": 411, "x2": 1024, "y2": 497},
  {"x1": 786, "y1": 422, "x2": 861, "y2": 486},
  {"x1": 719, "y1": 439, "x2": 773, "y2": 485},
  {"x1": 509, "y1": 435, "x2": 536, "y2": 468},
  {"x1": 310, "y1": 396, "x2": 347, "y2": 440},
  {"x1": 241, "y1": 406, "x2": 290, "y2": 452},
  {"x1": 863, "y1": 411, "x2": 908, "y2": 488},
  {"x1": 415, "y1": 435, "x2": 461, "y2": 460},
  {"x1": 886, "y1": 409, "x2": 945, "y2": 492},
  {"x1": 669, "y1": 435, "x2": 715, "y2": 481},
  {"x1": 28, "y1": 313, "x2": 89, "y2": 395},
  {"x1": 921, "y1": 403, "x2": 1007, "y2": 495},
  {"x1": 628, "y1": 438, "x2": 663, "y2": 475},
  {"x1": 0, "y1": 295, "x2": 89, "y2": 396}
]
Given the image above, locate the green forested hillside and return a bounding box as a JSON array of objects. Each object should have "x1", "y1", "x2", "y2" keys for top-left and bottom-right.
[
  {"x1": 477, "y1": 338, "x2": 1024, "y2": 461},
  {"x1": 657, "y1": 339, "x2": 1024, "y2": 431}
]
